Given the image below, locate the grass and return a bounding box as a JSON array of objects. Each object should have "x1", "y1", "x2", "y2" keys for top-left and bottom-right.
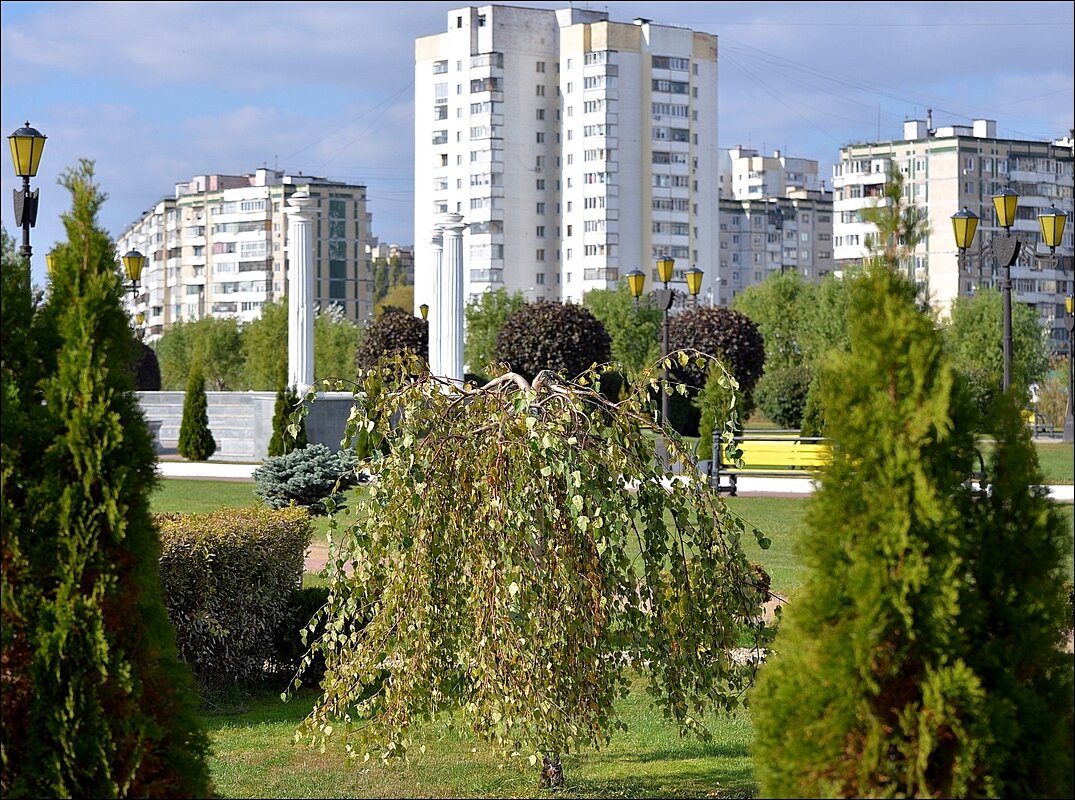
[
  {"x1": 206, "y1": 681, "x2": 756, "y2": 799},
  {"x1": 1032, "y1": 441, "x2": 1074, "y2": 484}
]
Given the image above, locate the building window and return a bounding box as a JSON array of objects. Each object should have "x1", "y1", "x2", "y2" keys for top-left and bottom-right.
[
  {"x1": 536, "y1": 85, "x2": 545, "y2": 96},
  {"x1": 536, "y1": 179, "x2": 545, "y2": 190},
  {"x1": 536, "y1": 202, "x2": 546, "y2": 214},
  {"x1": 536, "y1": 272, "x2": 545, "y2": 283},
  {"x1": 536, "y1": 226, "x2": 545, "y2": 237},
  {"x1": 536, "y1": 251, "x2": 545, "y2": 262},
  {"x1": 536, "y1": 61, "x2": 545, "y2": 73},
  {"x1": 433, "y1": 60, "x2": 448, "y2": 74},
  {"x1": 536, "y1": 132, "x2": 545, "y2": 143},
  {"x1": 536, "y1": 109, "x2": 545, "y2": 121}
]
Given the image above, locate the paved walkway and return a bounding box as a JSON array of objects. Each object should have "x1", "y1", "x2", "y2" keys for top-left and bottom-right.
[{"x1": 157, "y1": 460, "x2": 1074, "y2": 503}]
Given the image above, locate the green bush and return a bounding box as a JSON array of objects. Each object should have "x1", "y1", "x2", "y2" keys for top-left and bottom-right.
[
  {"x1": 132, "y1": 340, "x2": 162, "y2": 390},
  {"x1": 494, "y1": 300, "x2": 612, "y2": 383},
  {"x1": 178, "y1": 363, "x2": 216, "y2": 461},
  {"x1": 268, "y1": 384, "x2": 309, "y2": 457},
  {"x1": 157, "y1": 507, "x2": 313, "y2": 689},
  {"x1": 754, "y1": 365, "x2": 812, "y2": 429},
  {"x1": 356, "y1": 307, "x2": 428, "y2": 370},
  {"x1": 695, "y1": 359, "x2": 740, "y2": 460},
  {"x1": 799, "y1": 371, "x2": 826, "y2": 438},
  {"x1": 253, "y1": 443, "x2": 359, "y2": 516}
]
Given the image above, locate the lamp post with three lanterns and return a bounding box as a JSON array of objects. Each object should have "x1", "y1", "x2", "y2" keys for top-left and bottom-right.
[
  {"x1": 625, "y1": 257, "x2": 703, "y2": 466},
  {"x1": 951, "y1": 189, "x2": 1067, "y2": 395}
]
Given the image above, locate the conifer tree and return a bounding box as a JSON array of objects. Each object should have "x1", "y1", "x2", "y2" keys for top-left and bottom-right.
[
  {"x1": 749, "y1": 265, "x2": 1073, "y2": 797},
  {"x1": 1, "y1": 162, "x2": 210, "y2": 797},
  {"x1": 268, "y1": 384, "x2": 308, "y2": 457},
  {"x1": 178, "y1": 362, "x2": 216, "y2": 461}
]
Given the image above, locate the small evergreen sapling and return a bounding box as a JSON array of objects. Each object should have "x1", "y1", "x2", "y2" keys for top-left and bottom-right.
[
  {"x1": 268, "y1": 384, "x2": 308, "y2": 457},
  {"x1": 177, "y1": 362, "x2": 216, "y2": 461}
]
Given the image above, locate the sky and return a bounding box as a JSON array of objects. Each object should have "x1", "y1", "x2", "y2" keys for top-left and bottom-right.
[{"x1": 2, "y1": 1, "x2": 1073, "y2": 289}]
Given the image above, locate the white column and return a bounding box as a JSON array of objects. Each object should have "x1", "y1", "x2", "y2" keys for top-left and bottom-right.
[
  {"x1": 428, "y1": 230, "x2": 444, "y2": 378},
  {"x1": 286, "y1": 191, "x2": 317, "y2": 394},
  {"x1": 439, "y1": 213, "x2": 466, "y2": 385}
]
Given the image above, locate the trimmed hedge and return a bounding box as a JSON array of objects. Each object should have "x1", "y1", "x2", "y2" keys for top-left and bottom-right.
[{"x1": 157, "y1": 507, "x2": 313, "y2": 688}]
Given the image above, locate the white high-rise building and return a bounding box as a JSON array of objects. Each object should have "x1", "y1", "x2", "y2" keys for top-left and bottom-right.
[
  {"x1": 116, "y1": 169, "x2": 373, "y2": 342},
  {"x1": 413, "y1": 5, "x2": 719, "y2": 310},
  {"x1": 833, "y1": 118, "x2": 1074, "y2": 350}
]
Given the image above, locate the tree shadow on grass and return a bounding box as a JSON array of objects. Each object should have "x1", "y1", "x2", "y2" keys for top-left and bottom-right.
[{"x1": 564, "y1": 763, "x2": 757, "y2": 799}]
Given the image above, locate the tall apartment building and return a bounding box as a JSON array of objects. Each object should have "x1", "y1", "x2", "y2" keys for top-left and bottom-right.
[
  {"x1": 413, "y1": 5, "x2": 719, "y2": 308},
  {"x1": 719, "y1": 190, "x2": 835, "y2": 301},
  {"x1": 721, "y1": 145, "x2": 824, "y2": 199},
  {"x1": 833, "y1": 117, "x2": 1074, "y2": 350},
  {"x1": 717, "y1": 145, "x2": 834, "y2": 300},
  {"x1": 116, "y1": 168, "x2": 373, "y2": 342}
]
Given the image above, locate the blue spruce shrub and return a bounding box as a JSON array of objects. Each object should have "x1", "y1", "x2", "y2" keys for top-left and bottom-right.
[{"x1": 253, "y1": 443, "x2": 359, "y2": 516}]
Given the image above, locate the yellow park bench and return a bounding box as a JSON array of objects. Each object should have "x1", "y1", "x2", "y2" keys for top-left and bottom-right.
[
  {"x1": 708, "y1": 431, "x2": 988, "y2": 497},
  {"x1": 711, "y1": 432, "x2": 833, "y2": 496}
]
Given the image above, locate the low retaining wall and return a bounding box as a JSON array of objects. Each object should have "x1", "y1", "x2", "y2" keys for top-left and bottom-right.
[{"x1": 137, "y1": 391, "x2": 359, "y2": 463}]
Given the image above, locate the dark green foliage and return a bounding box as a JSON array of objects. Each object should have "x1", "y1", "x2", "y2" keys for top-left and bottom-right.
[
  {"x1": 944, "y1": 288, "x2": 1050, "y2": 415},
  {"x1": 268, "y1": 385, "x2": 308, "y2": 457},
  {"x1": 157, "y1": 507, "x2": 313, "y2": 689},
  {"x1": 1, "y1": 166, "x2": 210, "y2": 797},
  {"x1": 272, "y1": 587, "x2": 331, "y2": 683},
  {"x1": 132, "y1": 340, "x2": 162, "y2": 390},
  {"x1": 253, "y1": 443, "x2": 359, "y2": 516},
  {"x1": 464, "y1": 287, "x2": 525, "y2": 376},
  {"x1": 155, "y1": 315, "x2": 245, "y2": 390},
  {"x1": 583, "y1": 282, "x2": 663, "y2": 374},
  {"x1": 695, "y1": 359, "x2": 740, "y2": 460},
  {"x1": 494, "y1": 300, "x2": 612, "y2": 382},
  {"x1": 754, "y1": 365, "x2": 812, "y2": 429},
  {"x1": 798, "y1": 371, "x2": 826, "y2": 438},
  {"x1": 178, "y1": 363, "x2": 216, "y2": 461},
  {"x1": 749, "y1": 265, "x2": 1073, "y2": 798},
  {"x1": 355, "y1": 307, "x2": 428, "y2": 370}
]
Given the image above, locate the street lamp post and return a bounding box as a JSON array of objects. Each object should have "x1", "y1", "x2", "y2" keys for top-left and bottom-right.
[
  {"x1": 121, "y1": 249, "x2": 147, "y2": 295},
  {"x1": 1065, "y1": 295, "x2": 1074, "y2": 444},
  {"x1": 626, "y1": 258, "x2": 703, "y2": 467},
  {"x1": 8, "y1": 122, "x2": 47, "y2": 264},
  {"x1": 951, "y1": 191, "x2": 1067, "y2": 394}
]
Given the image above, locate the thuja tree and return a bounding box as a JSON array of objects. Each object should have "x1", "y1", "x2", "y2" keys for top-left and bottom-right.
[
  {"x1": 268, "y1": 384, "x2": 308, "y2": 457},
  {"x1": 177, "y1": 362, "x2": 216, "y2": 461},
  {"x1": 1, "y1": 162, "x2": 210, "y2": 796},
  {"x1": 749, "y1": 265, "x2": 1073, "y2": 797},
  {"x1": 289, "y1": 352, "x2": 773, "y2": 786}
]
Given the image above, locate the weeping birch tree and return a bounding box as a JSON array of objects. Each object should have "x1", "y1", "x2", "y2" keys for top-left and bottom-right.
[{"x1": 287, "y1": 353, "x2": 773, "y2": 786}]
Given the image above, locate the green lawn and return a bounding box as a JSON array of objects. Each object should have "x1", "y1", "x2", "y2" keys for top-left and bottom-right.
[
  {"x1": 1033, "y1": 441, "x2": 1075, "y2": 484},
  {"x1": 206, "y1": 680, "x2": 756, "y2": 799}
]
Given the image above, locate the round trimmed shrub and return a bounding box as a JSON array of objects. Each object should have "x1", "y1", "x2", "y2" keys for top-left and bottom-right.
[
  {"x1": 132, "y1": 340, "x2": 162, "y2": 390},
  {"x1": 666, "y1": 306, "x2": 765, "y2": 397},
  {"x1": 494, "y1": 300, "x2": 611, "y2": 382},
  {"x1": 356, "y1": 308, "x2": 428, "y2": 370}
]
